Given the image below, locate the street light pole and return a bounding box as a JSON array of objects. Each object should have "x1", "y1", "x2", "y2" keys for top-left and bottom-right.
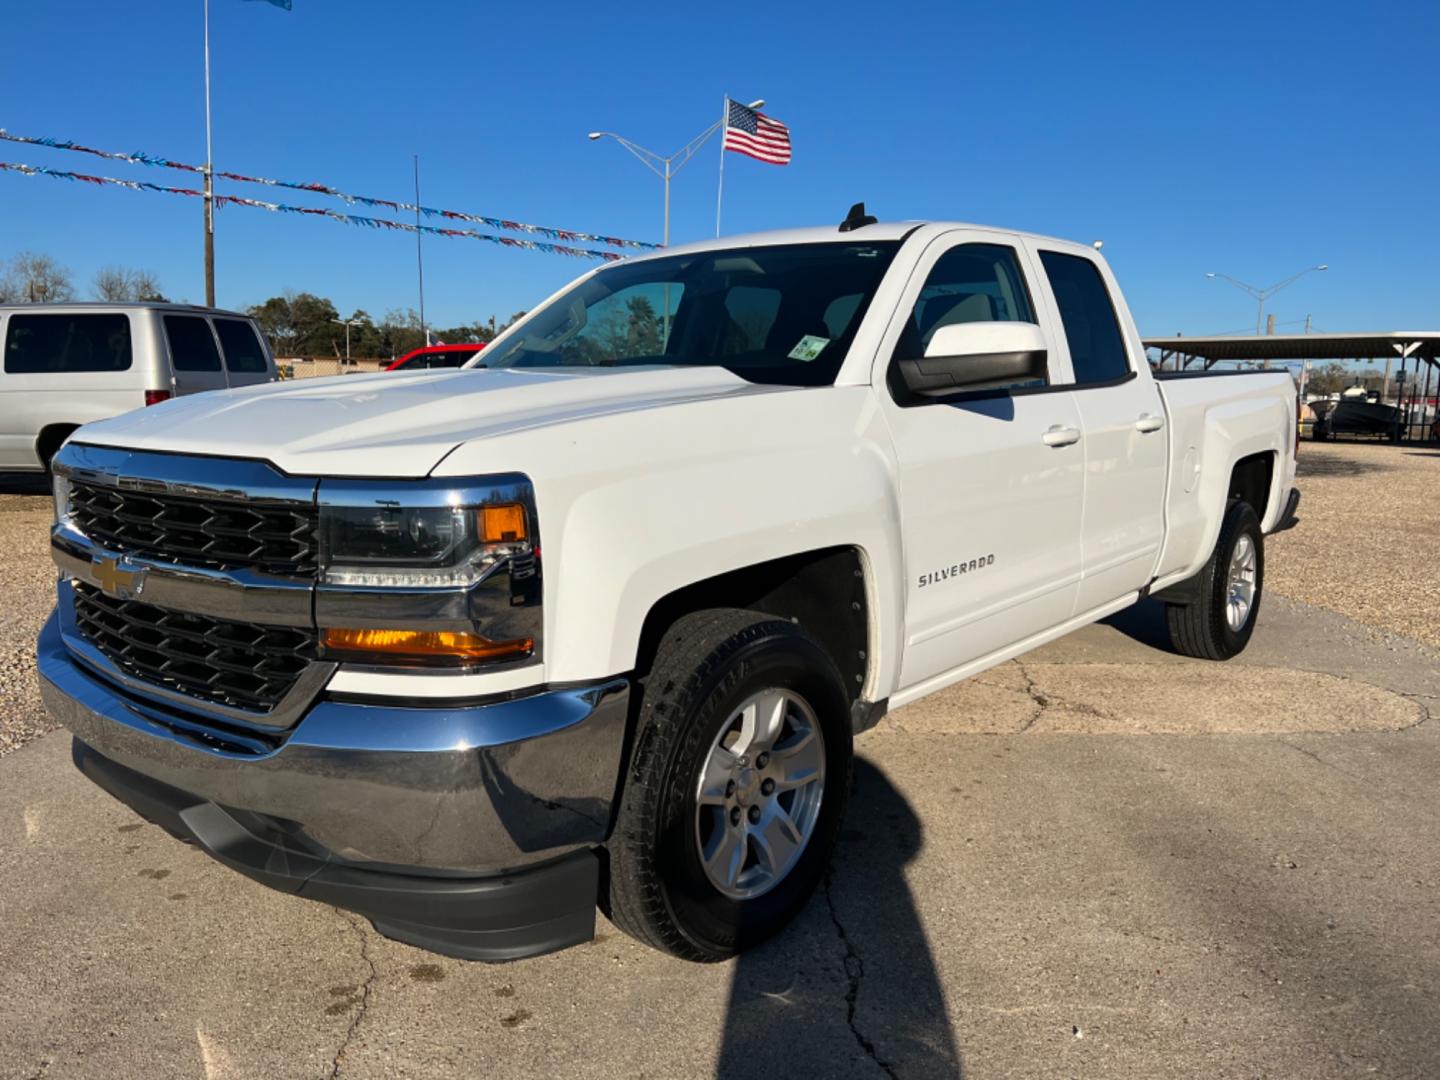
[
  {"x1": 587, "y1": 100, "x2": 764, "y2": 247},
  {"x1": 331, "y1": 318, "x2": 360, "y2": 364},
  {"x1": 1205, "y1": 264, "x2": 1329, "y2": 337},
  {"x1": 202, "y1": 0, "x2": 215, "y2": 307}
]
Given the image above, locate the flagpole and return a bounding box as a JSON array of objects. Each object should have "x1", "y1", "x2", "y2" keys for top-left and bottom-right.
[
  {"x1": 715, "y1": 96, "x2": 728, "y2": 238},
  {"x1": 414, "y1": 154, "x2": 427, "y2": 347},
  {"x1": 202, "y1": 0, "x2": 215, "y2": 306}
]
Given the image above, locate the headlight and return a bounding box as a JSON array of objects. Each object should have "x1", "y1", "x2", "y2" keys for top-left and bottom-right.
[
  {"x1": 320, "y1": 499, "x2": 531, "y2": 588},
  {"x1": 52, "y1": 472, "x2": 72, "y2": 523},
  {"x1": 315, "y1": 475, "x2": 542, "y2": 669}
]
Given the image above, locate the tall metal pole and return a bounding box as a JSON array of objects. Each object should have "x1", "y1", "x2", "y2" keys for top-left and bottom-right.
[
  {"x1": 715, "y1": 97, "x2": 729, "y2": 238},
  {"x1": 203, "y1": 0, "x2": 215, "y2": 307},
  {"x1": 662, "y1": 159, "x2": 671, "y2": 248},
  {"x1": 413, "y1": 155, "x2": 426, "y2": 346}
]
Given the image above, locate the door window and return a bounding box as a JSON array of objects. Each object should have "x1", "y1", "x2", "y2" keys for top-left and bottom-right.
[
  {"x1": 893, "y1": 243, "x2": 1040, "y2": 389},
  {"x1": 163, "y1": 315, "x2": 222, "y2": 372},
  {"x1": 5, "y1": 314, "x2": 132, "y2": 373},
  {"x1": 214, "y1": 319, "x2": 270, "y2": 374},
  {"x1": 1037, "y1": 251, "x2": 1131, "y2": 385}
]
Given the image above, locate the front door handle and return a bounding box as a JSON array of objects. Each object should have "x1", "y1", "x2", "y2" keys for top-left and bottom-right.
[
  {"x1": 1135, "y1": 413, "x2": 1165, "y2": 434},
  {"x1": 1042, "y1": 424, "x2": 1082, "y2": 447}
]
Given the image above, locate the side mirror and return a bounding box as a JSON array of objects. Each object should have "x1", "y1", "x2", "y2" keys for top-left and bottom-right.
[{"x1": 897, "y1": 321, "x2": 1048, "y2": 398}]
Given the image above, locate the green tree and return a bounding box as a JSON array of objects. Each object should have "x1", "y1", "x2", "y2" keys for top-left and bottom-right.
[
  {"x1": 247, "y1": 292, "x2": 340, "y2": 356},
  {"x1": 1306, "y1": 362, "x2": 1349, "y2": 395}
]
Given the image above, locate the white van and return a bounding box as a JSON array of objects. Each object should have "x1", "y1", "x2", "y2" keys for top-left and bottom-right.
[{"x1": 0, "y1": 303, "x2": 277, "y2": 472}]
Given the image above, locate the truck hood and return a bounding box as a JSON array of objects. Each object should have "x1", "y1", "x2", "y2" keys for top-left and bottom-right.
[{"x1": 74, "y1": 366, "x2": 776, "y2": 477}]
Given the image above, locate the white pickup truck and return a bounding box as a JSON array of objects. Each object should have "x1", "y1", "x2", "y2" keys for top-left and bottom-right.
[{"x1": 38, "y1": 214, "x2": 1299, "y2": 962}]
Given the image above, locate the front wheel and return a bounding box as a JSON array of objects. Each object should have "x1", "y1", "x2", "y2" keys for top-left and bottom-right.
[
  {"x1": 1165, "y1": 500, "x2": 1265, "y2": 661},
  {"x1": 603, "y1": 608, "x2": 853, "y2": 961}
]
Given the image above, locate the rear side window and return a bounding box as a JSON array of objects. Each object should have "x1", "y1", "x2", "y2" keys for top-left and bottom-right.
[
  {"x1": 1038, "y1": 251, "x2": 1131, "y2": 385},
  {"x1": 214, "y1": 319, "x2": 269, "y2": 373},
  {"x1": 4, "y1": 314, "x2": 132, "y2": 373},
  {"x1": 163, "y1": 315, "x2": 222, "y2": 372}
]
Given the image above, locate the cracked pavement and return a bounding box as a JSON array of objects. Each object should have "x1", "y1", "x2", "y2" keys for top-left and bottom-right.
[{"x1": 2, "y1": 591, "x2": 1438, "y2": 1079}]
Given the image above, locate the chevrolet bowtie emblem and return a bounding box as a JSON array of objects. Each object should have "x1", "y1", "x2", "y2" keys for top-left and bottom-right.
[{"x1": 92, "y1": 555, "x2": 146, "y2": 600}]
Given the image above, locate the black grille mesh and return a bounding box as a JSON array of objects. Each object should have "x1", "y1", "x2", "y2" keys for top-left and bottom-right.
[
  {"x1": 73, "y1": 583, "x2": 317, "y2": 714},
  {"x1": 69, "y1": 481, "x2": 318, "y2": 577}
]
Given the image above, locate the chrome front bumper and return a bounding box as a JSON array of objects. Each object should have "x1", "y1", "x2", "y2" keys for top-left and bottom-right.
[{"x1": 38, "y1": 610, "x2": 630, "y2": 874}]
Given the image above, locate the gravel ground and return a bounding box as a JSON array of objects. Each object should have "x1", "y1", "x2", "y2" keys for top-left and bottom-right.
[
  {"x1": 1267, "y1": 440, "x2": 1440, "y2": 647},
  {"x1": 0, "y1": 477, "x2": 60, "y2": 755}
]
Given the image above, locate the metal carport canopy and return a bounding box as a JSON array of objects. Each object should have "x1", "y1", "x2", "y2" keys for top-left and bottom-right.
[{"x1": 1143, "y1": 331, "x2": 1440, "y2": 364}]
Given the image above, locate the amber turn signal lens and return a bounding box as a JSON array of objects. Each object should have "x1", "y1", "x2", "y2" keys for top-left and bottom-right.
[
  {"x1": 480, "y1": 503, "x2": 527, "y2": 544},
  {"x1": 321, "y1": 627, "x2": 532, "y2": 664}
]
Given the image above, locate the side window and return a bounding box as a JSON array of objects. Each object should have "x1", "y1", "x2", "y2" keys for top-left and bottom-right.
[
  {"x1": 214, "y1": 319, "x2": 269, "y2": 374},
  {"x1": 904, "y1": 243, "x2": 1036, "y2": 357},
  {"x1": 5, "y1": 314, "x2": 133, "y2": 373},
  {"x1": 721, "y1": 286, "x2": 782, "y2": 355},
  {"x1": 163, "y1": 315, "x2": 222, "y2": 372},
  {"x1": 1038, "y1": 251, "x2": 1131, "y2": 385},
  {"x1": 822, "y1": 293, "x2": 863, "y2": 339},
  {"x1": 892, "y1": 243, "x2": 1041, "y2": 393}
]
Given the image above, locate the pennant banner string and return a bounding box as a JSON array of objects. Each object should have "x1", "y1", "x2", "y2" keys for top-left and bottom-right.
[
  {"x1": 0, "y1": 127, "x2": 656, "y2": 251},
  {"x1": 0, "y1": 160, "x2": 624, "y2": 262}
]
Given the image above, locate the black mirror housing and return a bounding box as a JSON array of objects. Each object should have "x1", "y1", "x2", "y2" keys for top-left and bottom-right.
[{"x1": 897, "y1": 347, "x2": 1047, "y2": 398}]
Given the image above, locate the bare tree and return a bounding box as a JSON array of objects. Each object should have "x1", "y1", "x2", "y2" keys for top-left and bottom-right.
[
  {"x1": 93, "y1": 265, "x2": 167, "y2": 302},
  {"x1": 0, "y1": 252, "x2": 75, "y2": 303}
]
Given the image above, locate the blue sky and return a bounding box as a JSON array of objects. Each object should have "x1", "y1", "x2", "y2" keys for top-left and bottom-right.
[{"x1": 1, "y1": 0, "x2": 1436, "y2": 339}]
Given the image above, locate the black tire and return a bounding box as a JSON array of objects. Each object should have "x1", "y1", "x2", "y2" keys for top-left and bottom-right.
[
  {"x1": 603, "y1": 607, "x2": 853, "y2": 961},
  {"x1": 1165, "y1": 500, "x2": 1265, "y2": 661},
  {"x1": 36, "y1": 426, "x2": 78, "y2": 475}
]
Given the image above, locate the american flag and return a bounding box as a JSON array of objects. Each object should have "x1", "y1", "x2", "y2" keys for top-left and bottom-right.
[{"x1": 723, "y1": 100, "x2": 792, "y2": 165}]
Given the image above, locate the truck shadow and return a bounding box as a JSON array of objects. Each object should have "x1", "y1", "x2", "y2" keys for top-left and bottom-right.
[
  {"x1": 1101, "y1": 596, "x2": 1177, "y2": 653},
  {"x1": 716, "y1": 758, "x2": 963, "y2": 1078}
]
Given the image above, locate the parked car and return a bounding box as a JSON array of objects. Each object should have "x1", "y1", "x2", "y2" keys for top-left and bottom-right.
[
  {"x1": 1311, "y1": 396, "x2": 1400, "y2": 441},
  {"x1": 0, "y1": 303, "x2": 276, "y2": 472},
  {"x1": 39, "y1": 218, "x2": 1299, "y2": 964},
  {"x1": 386, "y1": 343, "x2": 484, "y2": 371}
]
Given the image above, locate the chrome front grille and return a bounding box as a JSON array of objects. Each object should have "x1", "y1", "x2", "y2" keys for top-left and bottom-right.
[
  {"x1": 69, "y1": 480, "x2": 319, "y2": 577},
  {"x1": 73, "y1": 582, "x2": 318, "y2": 714}
]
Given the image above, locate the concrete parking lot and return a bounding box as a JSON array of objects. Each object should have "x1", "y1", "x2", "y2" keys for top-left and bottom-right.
[{"x1": 1, "y1": 442, "x2": 1437, "y2": 1080}]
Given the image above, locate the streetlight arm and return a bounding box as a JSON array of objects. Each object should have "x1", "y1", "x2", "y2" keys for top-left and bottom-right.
[
  {"x1": 589, "y1": 132, "x2": 667, "y2": 179},
  {"x1": 1259, "y1": 264, "x2": 1327, "y2": 298},
  {"x1": 667, "y1": 117, "x2": 726, "y2": 177},
  {"x1": 1206, "y1": 272, "x2": 1263, "y2": 300}
]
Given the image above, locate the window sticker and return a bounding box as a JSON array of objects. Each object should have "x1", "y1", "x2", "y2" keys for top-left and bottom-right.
[{"x1": 788, "y1": 334, "x2": 830, "y2": 361}]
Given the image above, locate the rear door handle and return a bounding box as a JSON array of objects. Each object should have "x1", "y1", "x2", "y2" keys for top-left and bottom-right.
[
  {"x1": 1135, "y1": 413, "x2": 1165, "y2": 433},
  {"x1": 1042, "y1": 425, "x2": 1082, "y2": 447}
]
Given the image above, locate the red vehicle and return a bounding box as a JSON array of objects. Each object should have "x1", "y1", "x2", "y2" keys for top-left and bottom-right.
[{"x1": 386, "y1": 343, "x2": 484, "y2": 372}]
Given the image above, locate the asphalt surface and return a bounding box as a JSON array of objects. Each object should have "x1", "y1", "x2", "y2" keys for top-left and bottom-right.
[{"x1": 3, "y1": 590, "x2": 1438, "y2": 1080}]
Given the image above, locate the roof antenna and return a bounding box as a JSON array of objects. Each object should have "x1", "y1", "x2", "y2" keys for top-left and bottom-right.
[{"x1": 839, "y1": 202, "x2": 877, "y2": 232}]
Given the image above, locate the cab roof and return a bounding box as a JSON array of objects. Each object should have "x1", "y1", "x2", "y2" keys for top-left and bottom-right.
[{"x1": 627, "y1": 221, "x2": 1101, "y2": 263}]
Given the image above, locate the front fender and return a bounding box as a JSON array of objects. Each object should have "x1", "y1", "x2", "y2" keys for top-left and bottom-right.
[{"x1": 436, "y1": 386, "x2": 905, "y2": 695}]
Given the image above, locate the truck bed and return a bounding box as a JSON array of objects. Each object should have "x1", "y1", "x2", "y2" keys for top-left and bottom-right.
[{"x1": 1151, "y1": 369, "x2": 1297, "y2": 589}]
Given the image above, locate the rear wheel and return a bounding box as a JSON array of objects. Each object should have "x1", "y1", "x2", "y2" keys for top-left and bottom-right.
[
  {"x1": 603, "y1": 608, "x2": 852, "y2": 961},
  {"x1": 1165, "y1": 500, "x2": 1265, "y2": 661},
  {"x1": 36, "y1": 425, "x2": 78, "y2": 475}
]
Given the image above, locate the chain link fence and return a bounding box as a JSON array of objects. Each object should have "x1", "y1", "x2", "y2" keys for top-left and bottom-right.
[{"x1": 276, "y1": 357, "x2": 389, "y2": 380}]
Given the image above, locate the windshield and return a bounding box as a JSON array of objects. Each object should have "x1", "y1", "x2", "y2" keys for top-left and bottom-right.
[{"x1": 477, "y1": 241, "x2": 900, "y2": 386}]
